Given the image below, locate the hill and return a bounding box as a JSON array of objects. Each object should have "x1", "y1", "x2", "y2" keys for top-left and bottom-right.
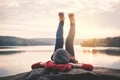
[
  {"x1": 0, "y1": 36, "x2": 120, "y2": 47},
  {"x1": 0, "y1": 36, "x2": 55, "y2": 46},
  {"x1": 0, "y1": 36, "x2": 82, "y2": 46}
]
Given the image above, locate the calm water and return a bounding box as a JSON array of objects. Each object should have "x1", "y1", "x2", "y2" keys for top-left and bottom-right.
[{"x1": 0, "y1": 46, "x2": 120, "y2": 77}]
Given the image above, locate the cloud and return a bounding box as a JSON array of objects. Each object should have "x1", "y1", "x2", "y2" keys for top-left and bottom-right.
[
  {"x1": 0, "y1": 0, "x2": 120, "y2": 38},
  {"x1": 75, "y1": 1, "x2": 120, "y2": 26}
]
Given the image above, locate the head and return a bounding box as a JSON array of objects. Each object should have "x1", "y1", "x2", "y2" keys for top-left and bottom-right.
[{"x1": 53, "y1": 48, "x2": 70, "y2": 64}]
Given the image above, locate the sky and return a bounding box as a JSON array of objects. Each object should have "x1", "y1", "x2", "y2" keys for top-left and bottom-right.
[{"x1": 0, "y1": 0, "x2": 120, "y2": 39}]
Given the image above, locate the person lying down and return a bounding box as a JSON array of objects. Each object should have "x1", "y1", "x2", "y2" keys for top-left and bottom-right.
[{"x1": 31, "y1": 12, "x2": 93, "y2": 72}]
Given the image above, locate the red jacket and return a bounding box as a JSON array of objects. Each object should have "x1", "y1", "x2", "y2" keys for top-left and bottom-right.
[
  {"x1": 31, "y1": 61, "x2": 72, "y2": 71},
  {"x1": 31, "y1": 61, "x2": 93, "y2": 71},
  {"x1": 44, "y1": 61, "x2": 72, "y2": 71}
]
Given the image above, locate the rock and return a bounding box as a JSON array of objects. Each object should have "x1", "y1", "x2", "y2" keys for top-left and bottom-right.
[{"x1": 0, "y1": 67, "x2": 120, "y2": 80}]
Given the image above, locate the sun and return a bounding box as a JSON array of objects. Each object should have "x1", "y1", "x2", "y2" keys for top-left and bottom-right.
[{"x1": 76, "y1": 23, "x2": 100, "y2": 39}]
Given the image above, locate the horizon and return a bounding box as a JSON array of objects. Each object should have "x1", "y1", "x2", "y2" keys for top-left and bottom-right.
[
  {"x1": 0, "y1": 0, "x2": 120, "y2": 39},
  {"x1": 0, "y1": 35, "x2": 120, "y2": 40}
]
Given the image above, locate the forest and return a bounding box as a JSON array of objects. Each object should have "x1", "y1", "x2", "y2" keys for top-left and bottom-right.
[
  {"x1": 80, "y1": 37, "x2": 120, "y2": 47},
  {"x1": 0, "y1": 36, "x2": 120, "y2": 47},
  {"x1": 0, "y1": 36, "x2": 55, "y2": 46}
]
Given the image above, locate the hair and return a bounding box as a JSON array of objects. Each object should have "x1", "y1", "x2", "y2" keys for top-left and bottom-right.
[{"x1": 53, "y1": 48, "x2": 70, "y2": 64}]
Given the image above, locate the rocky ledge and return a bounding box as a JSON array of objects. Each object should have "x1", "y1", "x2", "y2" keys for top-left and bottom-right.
[{"x1": 0, "y1": 67, "x2": 120, "y2": 80}]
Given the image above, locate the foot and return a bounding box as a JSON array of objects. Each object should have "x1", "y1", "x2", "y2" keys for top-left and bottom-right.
[
  {"x1": 69, "y1": 13, "x2": 75, "y2": 23},
  {"x1": 69, "y1": 56, "x2": 78, "y2": 63},
  {"x1": 69, "y1": 59, "x2": 78, "y2": 63},
  {"x1": 69, "y1": 58, "x2": 78, "y2": 63},
  {"x1": 59, "y1": 12, "x2": 64, "y2": 22}
]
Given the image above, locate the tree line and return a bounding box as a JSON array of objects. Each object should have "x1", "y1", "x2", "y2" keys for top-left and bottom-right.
[
  {"x1": 0, "y1": 36, "x2": 55, "y2": 46},
  {"x1": 80, "y1": 37, "x2": 120, "y2": 47},
  {"x1": 0, "y1": 36, "x2": 120, "y2": 47}
]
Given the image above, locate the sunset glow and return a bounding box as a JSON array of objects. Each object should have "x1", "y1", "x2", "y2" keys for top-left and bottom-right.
[{"x1": 0, "y1": 0, "x2": 120, "y2": 39}]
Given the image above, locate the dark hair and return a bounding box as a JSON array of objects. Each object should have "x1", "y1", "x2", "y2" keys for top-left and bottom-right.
[{"x1": 53, "y1": 48, "x2": 70, "y2": 64}]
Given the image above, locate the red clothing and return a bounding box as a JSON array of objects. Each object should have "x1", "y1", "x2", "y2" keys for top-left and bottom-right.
[
  {"x1": 81, "y1": 63, "x2": 93, "y2": 71},
  {"x1": 44, "y1": 61, "x2": 72, "y2": 71},
  {"x1": 31, "y1": 62, "x2": 44, "y2": 69},
  {"x1": 31, "y1": 61, "x2": 72, "y2": 71},
  {"x1": 31, "y1": 61, "x2": 93, "y2": 71}
]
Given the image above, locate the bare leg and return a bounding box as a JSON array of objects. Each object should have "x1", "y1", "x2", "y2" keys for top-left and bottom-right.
[{"x1": 65, "y1": 13, "x2": 78, "y2": 63}]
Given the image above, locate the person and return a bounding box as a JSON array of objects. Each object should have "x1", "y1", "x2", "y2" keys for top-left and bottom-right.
[{"x1": 31, "y1": 12, "x2": 93, "y2": 71}]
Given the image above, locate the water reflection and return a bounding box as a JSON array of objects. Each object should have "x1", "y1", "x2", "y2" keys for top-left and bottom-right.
[
  {"x1": 0, "y1": 46, "x2": 16, "y2": 49},
  {"x1": 0, "y1": 51, "x2": 24, "y2": 55},
  {"x1": 83, "y1": 48, "x2": 120, "y2": 56},
  {"x1": 111, "y1": 61, "x2": 120, "y2": 69},
  {"x1": 77, "y1": 47, "x2": 120, "y2": 69},
  {"x1": 0, "y1": 46, "x2": 120, "y2": 77},
  {"x1": 0, "y1": 68, "x2": 12, "y2": 77}
]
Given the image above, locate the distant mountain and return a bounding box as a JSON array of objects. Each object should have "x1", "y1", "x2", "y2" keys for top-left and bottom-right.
[
  {"x1": 1, "y1": 36, "x2": 119, "y2": 47},
  {"x1": 0, "y1": 36, "x2": 28, "y2": 46},
  {"x1": 0, "y1": 36, "x2": 55, "y2": 46},
  {"x1": 29, "y1": 38, "x2": 55, "y2": 45},
  {"x1": 0, "y1": 36, "x2": 82, "y2": 46}
]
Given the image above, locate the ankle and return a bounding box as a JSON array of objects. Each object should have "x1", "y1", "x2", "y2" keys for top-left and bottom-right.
[
  {"x1": 60, "y1": 21, "x2": 64, "y2": 23},
  {"x1": 70, "y1": 23, "x2": 75, "y2": 26}
]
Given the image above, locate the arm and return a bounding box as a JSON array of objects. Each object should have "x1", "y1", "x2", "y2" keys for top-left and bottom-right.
[
  {"x1": 69, "y1": 63, "x2": 94, "y2": 71},
  {"x1": 31, "y1": 62, "x2": 45, "y2": 69},
  {"x1": 31, "y1": 61, "x2": 72, "y2": 71},
  {"x1": 44, "y1": 61, "x2": 72, "y2": 71},
  {"x1": 69, "y1": 63, "x2": 83, "y2": 68}
]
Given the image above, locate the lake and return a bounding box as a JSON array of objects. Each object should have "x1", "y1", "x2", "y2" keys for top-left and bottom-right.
[{"x1": 0, "y1": 46, "x2": 120, "y2": 77}]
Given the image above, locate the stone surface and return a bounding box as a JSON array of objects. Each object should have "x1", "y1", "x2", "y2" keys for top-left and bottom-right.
[{"x1": 0, "y1": 67, "x2": 120, "y2": 80}]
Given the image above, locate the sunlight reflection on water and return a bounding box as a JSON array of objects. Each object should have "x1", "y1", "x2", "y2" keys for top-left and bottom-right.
[{"x1": 0, "y1": 46, "x2": 120, "y2": 77}]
